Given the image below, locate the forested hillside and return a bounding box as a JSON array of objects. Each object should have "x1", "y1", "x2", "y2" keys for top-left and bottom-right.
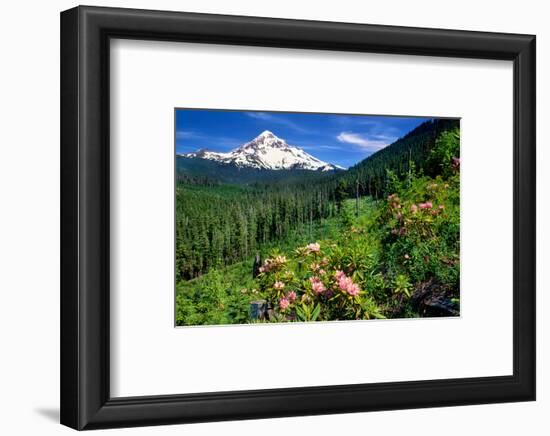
[
  {"x1": 325, "y1": 118, "x2": 460, "y2": 199},
  {"x1": 175, "y1": 118, "x2": 461, "y2": 325},
  {"x1": 176, "y1": 182, "x2": 337, "y2": 281}
]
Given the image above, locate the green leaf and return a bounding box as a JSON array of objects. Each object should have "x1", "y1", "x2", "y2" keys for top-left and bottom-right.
[{"x1": 311, "y1": 304, "x2": 321, "y2": 321}]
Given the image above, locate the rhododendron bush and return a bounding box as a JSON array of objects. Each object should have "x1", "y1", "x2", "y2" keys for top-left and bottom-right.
[{"x1": 257, "y1": 240, "x2": 384, "y2": 322}]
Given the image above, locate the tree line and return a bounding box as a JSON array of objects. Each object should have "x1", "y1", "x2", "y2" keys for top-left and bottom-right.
[{"x1": 176, "y1": 183, "x2": 338, "y2": 281}]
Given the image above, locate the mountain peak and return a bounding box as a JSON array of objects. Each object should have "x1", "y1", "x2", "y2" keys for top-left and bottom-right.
[
  {"x1": 183, "y1": 131, "x2": 342, "y2": 172},
  {"x1": 248, "y1": 130, "x2": 282, "y2": 147},
  {"x1": 258, "y1": 130, "x2": 275, "y2": 138}
]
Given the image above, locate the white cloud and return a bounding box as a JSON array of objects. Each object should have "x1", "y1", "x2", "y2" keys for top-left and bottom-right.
[
  {"x1": 299, "y1": 144, "x2": 344, "y2": 151},
  {"x1": 336, "y1": 131, "x2": 394, "y2": 151},
  {"x1": 246, "y1": 112, "x2": 272, "y2": 121},
  {"x1": 176, "y1": 130, "x2": 201, "y2": 139}
]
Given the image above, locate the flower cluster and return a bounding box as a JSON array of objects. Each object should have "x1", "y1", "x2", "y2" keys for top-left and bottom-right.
[
  {"x1": 258, "y1": 241, "x2": 366, "y2": 321},
  {"x1": 414, "y1": 200, "x2": 446, "y2": 217},
  {"x1": 278, "y1": 288, "x2": 298, "y2": 311},
  {"x1": 386, "y1": 186, "x2": 450, "y2": 239},
  {"x1": 273, "y1": 281, "x2": 285, "y2": 290},
  {"x1": 305, "y1": 242, "x2": 321, "y2": 253},
  {"x1": 259, "y1": 255, "x2": 287, "y2": 273},
  {"x1": 279, "y1": 297, "x2": 290, "y2": 310},
  {"x1": 335, "y1": 270, "x2": 360, "y2": 296},
  {"x1": 309, "y1": 276, "x2": 326, "y2": 294}
]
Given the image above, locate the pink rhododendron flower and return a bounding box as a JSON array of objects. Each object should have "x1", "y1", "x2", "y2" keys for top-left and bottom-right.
[
  {"x1": 347, "y1": 283, "x2": 360, "y2": 296},
  {"x1": 319, "y1": 269, "x2": 326, "y2": 276},
  {"x1": 419, "y1": 202, "x2": 433, "y2": 209},
  {"x1": 410, "y1": 204, "x2": 418, "y2": 214},
  {"x1": 438, "y1": 204, "x2": 445, "y2": 210},
  {"x1": 287, "y1": 291, "x2": 297, "y2": 301},
  {"x1": 306, "y1": 242, "x2": 321, "y2": 253},
  {"x1": 335, "y1": 270, "x2": 345, "y2": 280},
  {"x1": 273, "y1": 281, "x2": 285, "y2": 290},
  {"x1": 313, "y1": 282, "x2": 325, "y2": 294},
  {"x1": 309, "y1": 276, "x2": 326, "y2": 294},
  {"x1": 279, "y1": 298, "x2": 290, "y2": 310},
  {"x1": 337, "y1": 275, "x2": 360, "y2": 296}
]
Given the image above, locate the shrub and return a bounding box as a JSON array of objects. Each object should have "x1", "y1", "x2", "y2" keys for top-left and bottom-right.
[{"x1": 257, "y1": 240, "x2": 385, "y2": 322}]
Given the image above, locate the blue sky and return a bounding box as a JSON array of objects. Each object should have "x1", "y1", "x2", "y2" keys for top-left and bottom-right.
[{"x1": 175, "y1": 109, "x2": 431, "y2": 168}]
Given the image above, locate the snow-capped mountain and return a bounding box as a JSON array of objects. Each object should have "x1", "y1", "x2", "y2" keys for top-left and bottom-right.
[{"x1": 181, "y1": 131, "x2": 342, "y2": 171}]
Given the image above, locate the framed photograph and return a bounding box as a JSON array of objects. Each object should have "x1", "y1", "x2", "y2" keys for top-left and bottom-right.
[{"x1": 60, "y1": 6, "x2": 536, "y2": 430}]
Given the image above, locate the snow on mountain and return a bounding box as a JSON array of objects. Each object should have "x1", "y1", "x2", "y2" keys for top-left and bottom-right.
[{"x1": 180, "y1": 131, "x2": 343, "y2": 171}]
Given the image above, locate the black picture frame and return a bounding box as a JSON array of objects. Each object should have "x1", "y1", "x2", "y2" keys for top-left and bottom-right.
[{"x1": 60, "y1": 5, "x2": 536, "y2": 430}]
